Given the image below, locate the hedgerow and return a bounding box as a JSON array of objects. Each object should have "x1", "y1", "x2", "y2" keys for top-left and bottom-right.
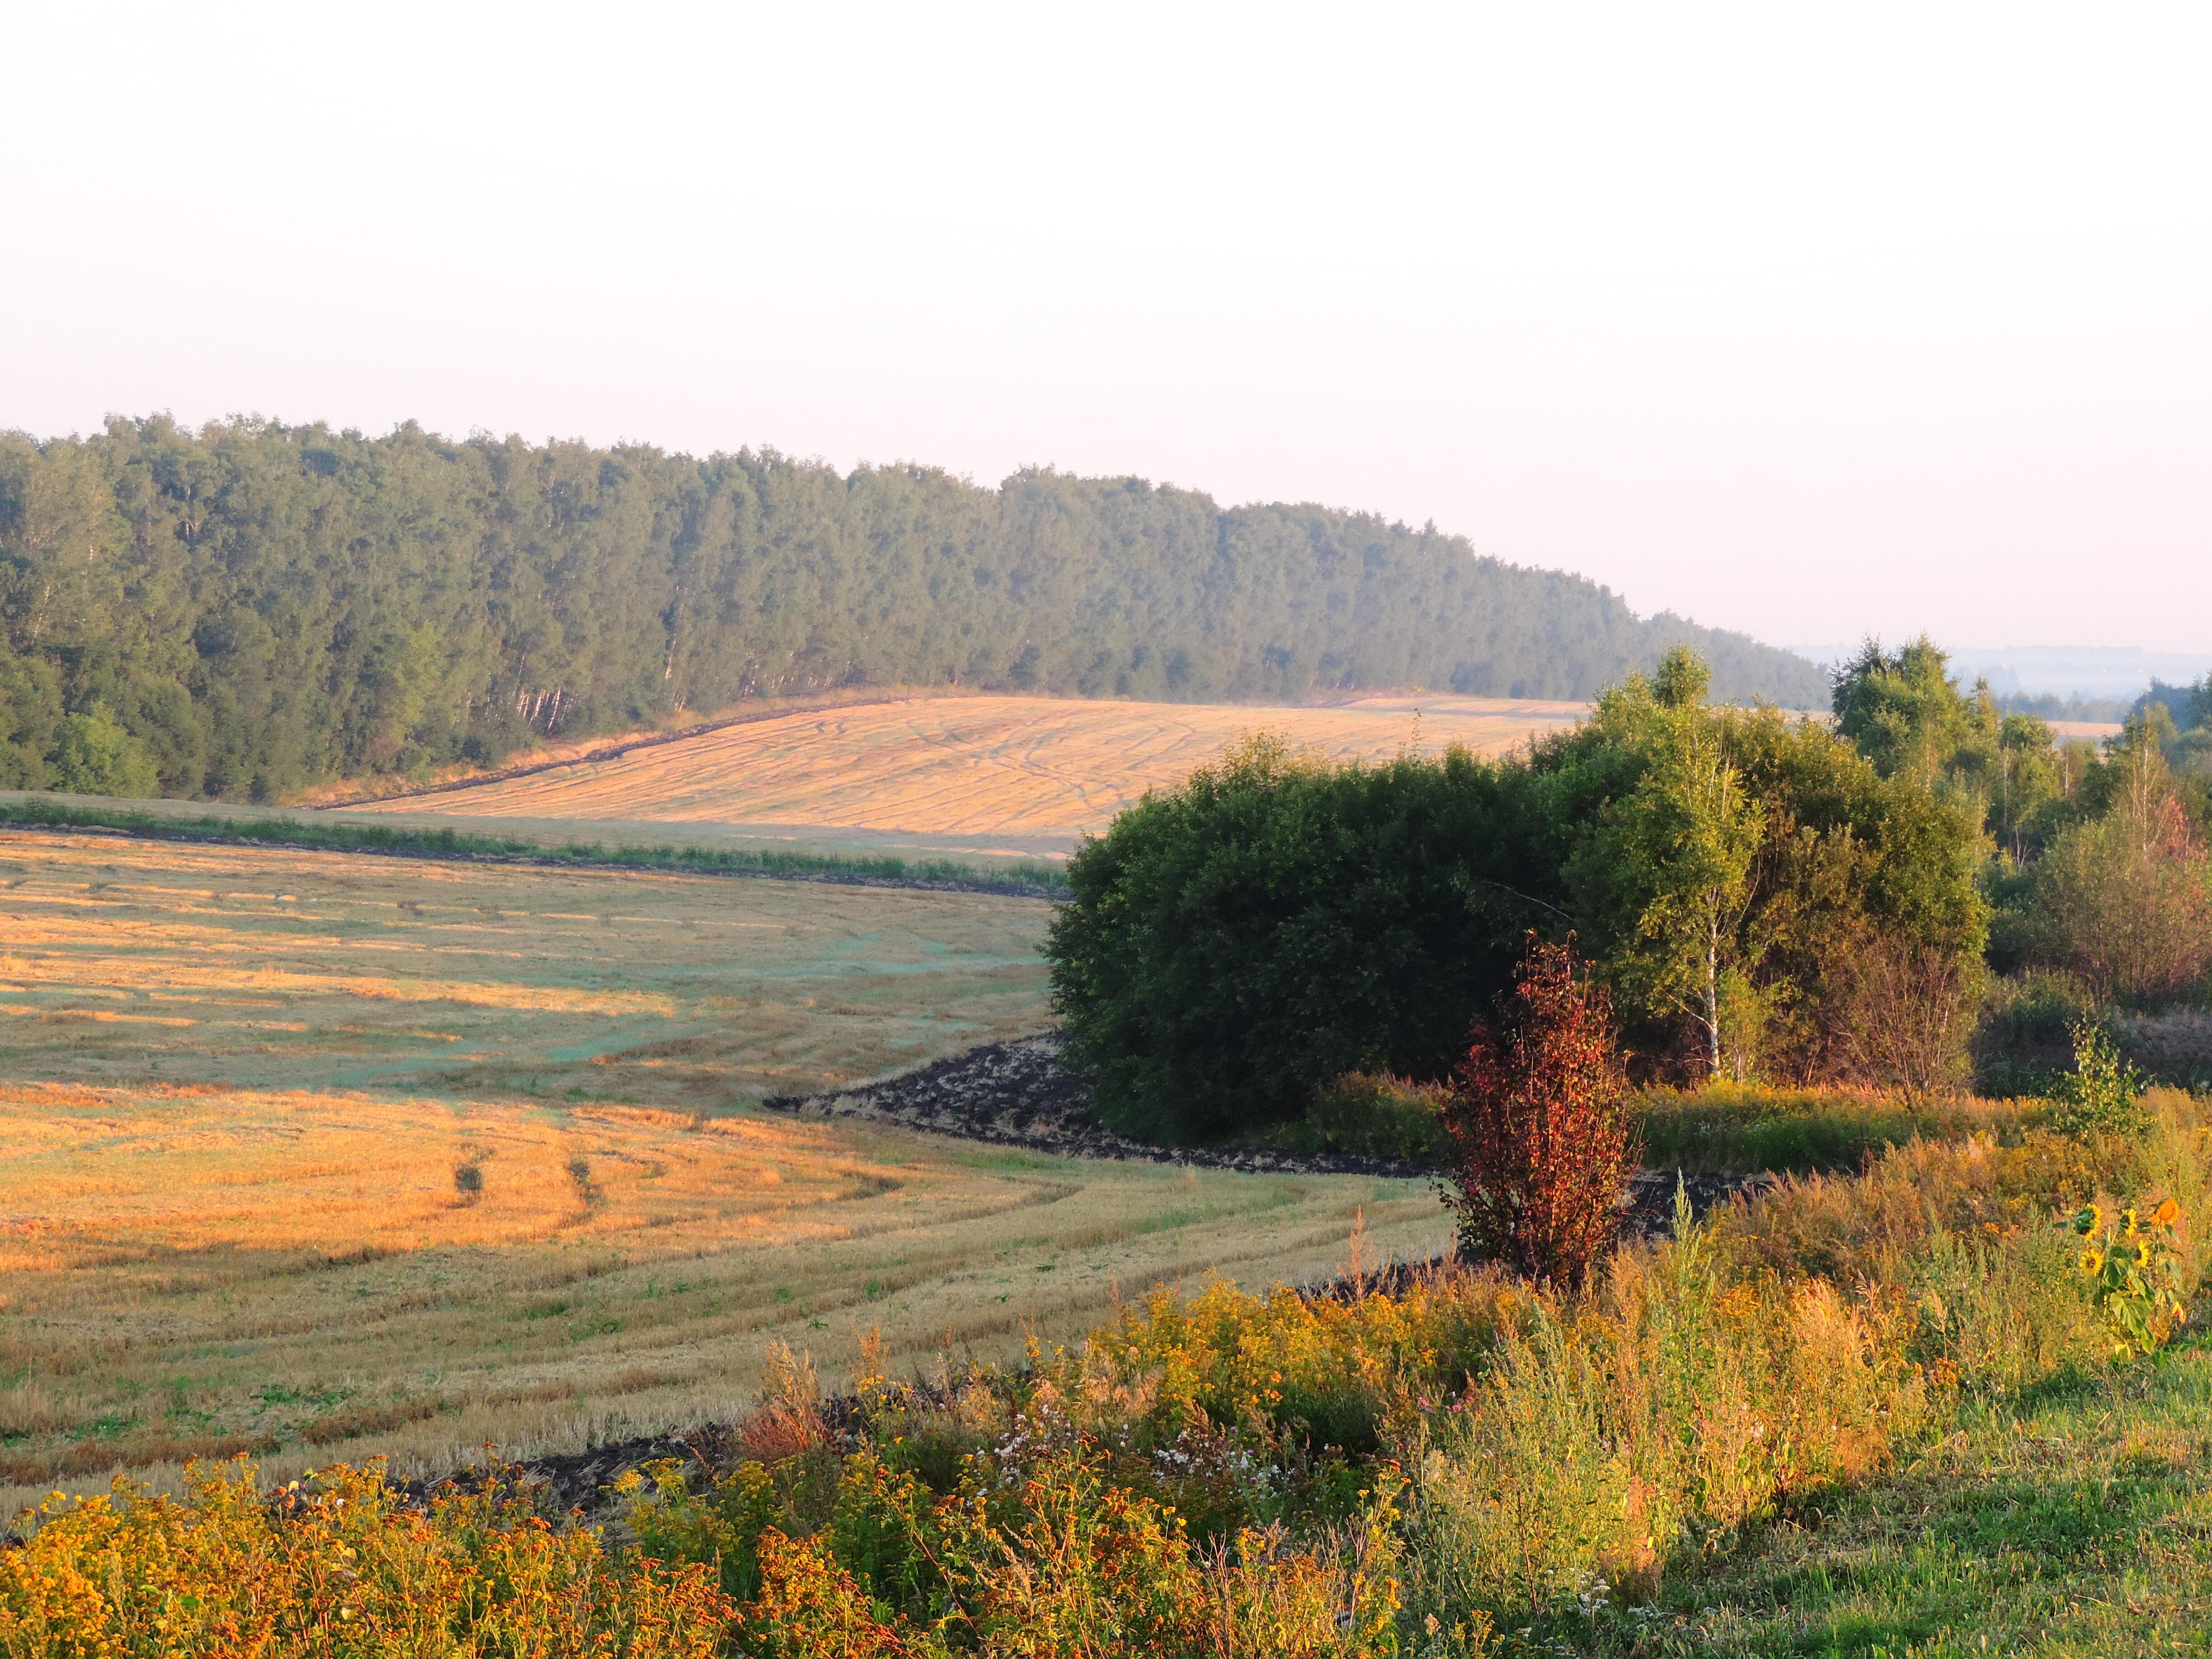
[{"x1": 0, "y1": 796, "x2": 1068, "y2": 897}]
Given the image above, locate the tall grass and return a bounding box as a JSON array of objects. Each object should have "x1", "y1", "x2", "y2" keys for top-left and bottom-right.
[
  {"x1": 1636, "y1": 1083, "x2": 2040, "y2": 1174},
  {"x1": 1402, "y1": 1193, "x2": 1929, "y2": 1622},
  {"x1": 1264, "y1": 1079, "x2": 2058, "y2": 1178},
  {"x1": 1401, "y1": 1088, "x2": 2210, "y2": 1636},
  {"x1": 1, "y1": 1462, "x2": 730, "y2": 1657}
]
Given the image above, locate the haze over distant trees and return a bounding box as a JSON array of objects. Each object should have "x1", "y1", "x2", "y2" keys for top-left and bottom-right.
[{"x1": 0, "y1": 417, "x2": 1827, "y2": 801}]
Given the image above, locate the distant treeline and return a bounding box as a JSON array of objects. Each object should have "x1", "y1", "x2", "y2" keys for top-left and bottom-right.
[
  {"x1": 0, "y1": 417, "x2": 1826, "y2": 801},
  {"x1": 1992, "y1": 691, "x2": 2136, "y2": 725},
  {"x1": 1989, "y1": 681, "x2": 2203, "y2": 729}
]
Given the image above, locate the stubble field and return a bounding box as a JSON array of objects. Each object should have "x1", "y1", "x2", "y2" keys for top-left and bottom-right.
[
  {"x1": 0, "y1": 829, "x2": 1447, "y2": 1513},
  {"x1": 0, "y1": 827, "x2": 1054, "y2": 1107},
  {"x1": 333, "y1": 691, "x2": 1587, "y2": 858}
]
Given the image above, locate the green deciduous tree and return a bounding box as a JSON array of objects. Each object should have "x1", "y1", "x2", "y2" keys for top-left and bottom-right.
[
  {"x1": 1048, "y1": 651, "x2": 1989, "y2": 1139},
  {"x1": 1828, "y1": 635, "x2": 2088, "y2": 864},
  {"x1": 2024, "y1": 796, "x2": 2212, "y2": 1007},
  {"x1": 1831, "y1": 636, "x2": 2001, "y2": 790},
  {"x1": 1542, "y1": 655, "x2": 1986, "y2": 1082},
  {"x1": 1045, "y1": 736, "x2": 1532, "y2": 1141},
  {"x1": 1991, "y1": 712, "x2": 2063, "y2": 860},
  {"x1": 0, "y1": 652, "x2": 62, "y2": 787},
  {"x1": 1566, "y1": 652, "x2": 1764, "y2": 1078},
  {"x1": 47, "y1": 709, "x2": 157, "y2": 797}
]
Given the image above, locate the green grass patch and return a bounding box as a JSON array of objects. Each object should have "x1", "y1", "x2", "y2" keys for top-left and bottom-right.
[
  {"x1": 1241, "y1": 1081, "x2": 2042, "y2": 1176},
  {"x1": 1637, "y1": 1084, "x2": 2043, "y2": 1175},
  {"x1": 1593, "y1": 1341, "x2": 2212, "y2": 1656},
  {"x1": 0, "y1": 795, "x2": 1069, "y2": 897}
]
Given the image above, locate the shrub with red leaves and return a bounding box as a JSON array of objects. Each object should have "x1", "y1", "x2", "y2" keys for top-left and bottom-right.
[{"x1": 1440, "y1": 937, "x2": 1639, "y2": 1287}]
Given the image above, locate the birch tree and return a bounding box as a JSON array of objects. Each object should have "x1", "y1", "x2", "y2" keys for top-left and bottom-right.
[{"x1": 1611, "y1": 708, "x2": 1765, "y2": 1077}]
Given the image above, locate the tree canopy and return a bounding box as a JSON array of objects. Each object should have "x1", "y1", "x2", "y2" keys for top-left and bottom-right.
[
  {"x1": 1046, "y1": 649, "x2": 1986, "y2": 1141},
  {"x1": 0, "y1": 417, "x2": 1828, "y2": 800}
]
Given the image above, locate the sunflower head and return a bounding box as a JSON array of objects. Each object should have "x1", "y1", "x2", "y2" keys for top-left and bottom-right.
[
  {"x1": 2154, "y1": 1198, "x2": 2181, "y2": 1230},
  {"x1": 2078, "y1": 1247, "x2": 2106, "y2": 1276},
  {"x1": 2124, "y1": 1207, "x2": 2142, "y2": 1238},
  {"x1": 2074, "y1": 1203, "x2": 2105, "y2": 1237}
]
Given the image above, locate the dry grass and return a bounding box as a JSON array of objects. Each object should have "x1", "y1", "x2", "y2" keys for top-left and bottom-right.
[
  {"x1": 0, "y1": 829, "x2": 1052, "y2": 1108},
  {"x1": 0, "y1": 830, "x2": 1450, "y2": 1512},
  {"x1": 333, "y1": 691, "x2": 1587, "y2": 856}
]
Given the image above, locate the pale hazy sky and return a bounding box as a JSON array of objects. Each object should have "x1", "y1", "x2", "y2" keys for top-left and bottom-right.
[{"x1": 3, "y1": 4, "x2": 2207, "y2": 653}]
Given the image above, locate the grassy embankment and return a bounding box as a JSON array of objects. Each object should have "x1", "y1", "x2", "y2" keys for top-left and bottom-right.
[
  {"x1": 1636, "y1": 1084, "x2": 2047, "y2": 1174},
  {"x1": 0, "y1": 792, "x2": 1070, "y2": 895},
  {"x1": 1270, "y1": 1077, "x2": 2053, "y2": 1178}
]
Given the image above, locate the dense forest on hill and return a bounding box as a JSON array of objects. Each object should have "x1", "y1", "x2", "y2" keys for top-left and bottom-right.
[{"x1": 0, "y1": 417, "x2": 1826, "y2": 800}]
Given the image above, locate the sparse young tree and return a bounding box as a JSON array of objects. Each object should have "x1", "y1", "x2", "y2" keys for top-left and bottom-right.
[
  {"x1": 2026, "y1": 793, "x2": 2212, "y2": 1007},
  {"x1": 1992, "y1": 712, "x2": 2062, "y2": 861},
  {"x1": 1818, "y1": 930, "x2": 1981, "y2": 1099},
  {"x1": 2109, "y1": 708, "x2": 2181, "y2": 847},
  {"x1": 1440, "y1": 937, "x2": 1637, "y2": 1287}
]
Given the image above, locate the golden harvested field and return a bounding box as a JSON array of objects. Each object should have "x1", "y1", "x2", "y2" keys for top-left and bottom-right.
[
  {"x1": 336, "y1": 691, "x2": 1587, "y2": 858},
  {"x1": 0, "y1": 830, "x2": 1448, "y2": 1508},
  {"x1": 0, "y1": 829, "x2": 1051, "y2": 1107}
]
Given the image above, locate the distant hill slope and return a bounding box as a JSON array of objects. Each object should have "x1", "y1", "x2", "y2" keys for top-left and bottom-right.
[
  {"x1": 0, "y1": 417, "x2": 1828, "y2": 800},
  {"x1": 331, "y1": 691, "x2": 1591, "y2": 856}
]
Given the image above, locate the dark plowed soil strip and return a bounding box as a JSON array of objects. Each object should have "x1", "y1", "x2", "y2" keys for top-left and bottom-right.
[
  {"x1": 762, "y1": 1035, "x2": 1429, "y2": 1177},
  {"x1": 762, "y1": 1035, "x2": 1777, "y2": 1222}
]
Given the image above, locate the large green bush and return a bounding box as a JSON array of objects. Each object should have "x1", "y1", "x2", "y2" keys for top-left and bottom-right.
[
  {"x1": 47, "y1": 708, "x2": 158, "y2": 797},
  {"x1": 1048, "y1": 653, "x2": 1988, "y2": 1144},
  {"x1": 1045, "y1": 736, "x2": 1532, "y2": 1141}
]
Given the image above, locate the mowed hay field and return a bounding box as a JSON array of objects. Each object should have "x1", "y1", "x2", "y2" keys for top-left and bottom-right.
[
  {"x1": 336, "y1": 691, "x2": 1586, "y2": 856},
  {"x1": 0, "y1": 828, "x2": 1053, "y2": 1107},
  {"x1": 0, "y1": 830, "x2": 1448, "y2": 1510}
]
